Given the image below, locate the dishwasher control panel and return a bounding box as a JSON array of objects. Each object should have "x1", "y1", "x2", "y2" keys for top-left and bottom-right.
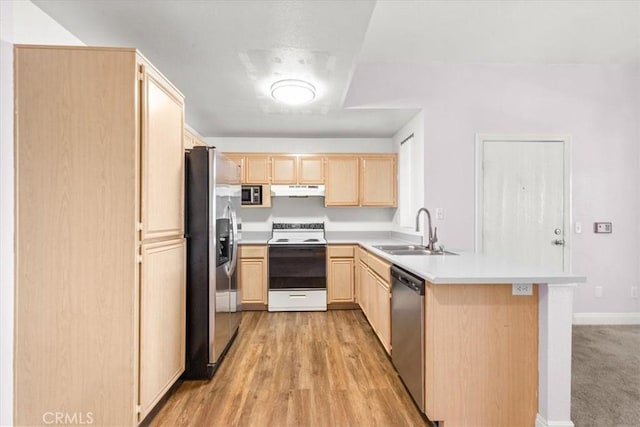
[{"x1": 391, "y1": 265, "x2": 425, "y2": 295}]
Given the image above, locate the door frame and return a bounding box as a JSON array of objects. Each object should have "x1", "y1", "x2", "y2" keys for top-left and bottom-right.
[{"x1": 474, "y1": 134, "x2": 572, "y2": 272}]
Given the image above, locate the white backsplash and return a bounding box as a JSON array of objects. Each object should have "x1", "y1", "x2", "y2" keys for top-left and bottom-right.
[{"x1": 240, "y1": 196, "x2": 395, "y2": 232}]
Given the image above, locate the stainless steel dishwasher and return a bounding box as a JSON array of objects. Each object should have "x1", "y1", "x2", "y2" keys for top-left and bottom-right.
[{"x1": 391, "y1": 265, "x2": 425, "y2": 412}]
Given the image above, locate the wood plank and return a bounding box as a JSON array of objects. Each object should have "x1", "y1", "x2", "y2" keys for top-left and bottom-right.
[{"x1": 149, "y1": 311, "x2": 428, "y2": 426}]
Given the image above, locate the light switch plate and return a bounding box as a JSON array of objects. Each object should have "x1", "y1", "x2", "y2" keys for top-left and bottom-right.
[
  {"x1": 574, "y1": 222, "x2": 582, "y2": 234},
  {"x1": 594, "y1": 222, "x2": 612, "y2": 233},
  {"x1": 513, "y1": 283, "x2": 533, "y2": 296}
]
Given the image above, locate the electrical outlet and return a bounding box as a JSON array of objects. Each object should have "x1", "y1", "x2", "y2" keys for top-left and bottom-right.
[
  {"x1": 435, "y1": 208, "x2": 444, "y2": 220},
  {"x1": 594, "y1": 222, "x2": 612, "y2": 233},
  {"x1": 632, "y1": 287, "x2": 639, "y2": 299},
  {"x1": 595, "y1": 286, "x2": 603, "y2": 298},
  {"x1": 512, "y1": 283, "x2": 533, "y2": 296}
]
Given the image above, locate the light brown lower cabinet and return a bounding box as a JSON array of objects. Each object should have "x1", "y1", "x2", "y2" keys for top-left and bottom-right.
[
  {"x1": 356, "y1": 246, "x2": 538, "y2": 426},
  {"x1": 357, "y1": 259, "x2": 370, "y2": 316},
  {"x1": 139, "y1": 239, "x2": 186, "y2": 419},
  {"x1": 424, "y1": 283, "x2": 539, "y2": 426},
  {"x1": 239, "y1": 245, "x2": 268, "y2": 309},
  {"x1": 356, "y1": 247, "x2": 391, "y2": 354},
  {"x1": 373, "y1": 274, "x2": 391, "y2": 353},
  {"x1": 327, "y1": 245, "x2": 356, "y2": 305}
]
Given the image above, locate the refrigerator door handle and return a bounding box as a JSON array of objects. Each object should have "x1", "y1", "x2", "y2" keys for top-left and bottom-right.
[{"x1": 227, "y1": 204, "x2": 239, "y2": 277}]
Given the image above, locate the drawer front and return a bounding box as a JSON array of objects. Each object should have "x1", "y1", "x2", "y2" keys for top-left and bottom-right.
[
  {"x1": 356, "y1": 246, "x2": 369, "y2": 264},
  {"x1": 268, "y1": 290, "x2": 327, "y2": 311},
  {"x1": 239, "y1": 244, "x2": 267, "y2": 258},
  {"x1": 367, "y1": 253, "x2": 391, "y2": 283},
  {"x1": 328, "y1": 245, "x2": 355, "y2": 258}
]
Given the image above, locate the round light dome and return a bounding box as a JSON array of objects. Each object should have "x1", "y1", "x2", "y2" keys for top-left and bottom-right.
[{"x1": 270, "y1": 79, "x2": 316, "y2": 105}]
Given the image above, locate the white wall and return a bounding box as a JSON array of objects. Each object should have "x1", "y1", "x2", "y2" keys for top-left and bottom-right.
[
  {"x1": 207, "y1": 137, "x2": 397, "y2": 232},
  {"x1": 0, "y1": 1, "x2": 84, "y2": 424},
  {"x1": 347, "y1": 62, "x2": 640, "y2": 316}
]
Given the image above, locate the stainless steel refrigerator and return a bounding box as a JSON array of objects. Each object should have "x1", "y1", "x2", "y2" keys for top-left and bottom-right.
[{"x1": 184, "y1": 146, "x2": 242, "y2": 379}]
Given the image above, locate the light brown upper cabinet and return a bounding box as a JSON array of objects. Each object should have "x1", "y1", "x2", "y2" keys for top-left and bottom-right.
[
  {"x1": 298, "y1": 155, "x2": 325, "y2": 184},
  {"x1": 244, "y1": 155, "x2": 270, "y2": 184},
  {"x1": 271, "y1": 155, "x2": 298, "y2": 184},
  {"x1": 14, "y1": 45, "x2": 185, "y2": 426},
  {"x1": 141, "y1": 65, "x2": 185, "y2": 241},
  {"x1": 225, "y1": 154, "x2": 245, "y2": 182},
  {"x1": 360, "y1": 155, "x2": 397, "y2": 207},
  {"x1": 325, "y1": 154, "x2": 397, "y2": 207},
  {"x1": 272, "y1": 154, "x2": 325, "y2": 185},
  {"x1": 325, "y1": 156, "x2": 360, "y2": 206}
]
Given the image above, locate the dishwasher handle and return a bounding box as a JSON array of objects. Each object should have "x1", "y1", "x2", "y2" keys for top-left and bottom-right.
[{"x1": 391, "y1": 265, "x2": 425, "y2": 295}]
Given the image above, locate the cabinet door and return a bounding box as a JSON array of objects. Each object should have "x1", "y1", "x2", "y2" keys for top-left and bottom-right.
[
  {"x1": 141, "y1": 66, "x2": 185, "y2": 241},
  {"x1": 328, "y1": 258, "x2": 355, "y2": 303},
  {"x1": 245, "y1": 155, "x2": 270, "y2": 184},
  {"x1": 225, "y1": 154, "x2": 245, "y2": 183},
  {"x1": 139, "y1": 239, "x2": 186, "y2": 420},
  {"x1": 325, "y1": 156, "x2": 359, "y2": 206},
  {"x1": 366, "y1": 269, "x2": 378, "y2": 326},
  {"x1": 360, "y1": 155, "x2": 396, "y2": 207},
  {"x1": 299, "y1": 156, "x2": 325, "y2": 184},
  {"x1": 239, "y1": 259, "x2": 267, "y2": 304},
  {"x1": 375, "y1": 277, "x2": 391, "y2": 354},
  {"x1": 271, "y1": 155, "x2": 297, "y2": 184},
  {"x1": 357, "y1": 261, "x2": 369, "y2": 315}
]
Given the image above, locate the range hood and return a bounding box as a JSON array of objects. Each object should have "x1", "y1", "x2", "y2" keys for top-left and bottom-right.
[{"x1": 271, "y1": 184, "x2": 325, "y2": 197}]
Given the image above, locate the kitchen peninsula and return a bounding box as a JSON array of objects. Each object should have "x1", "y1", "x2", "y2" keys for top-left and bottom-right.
[{"x1": 240, "y1": 233, "x2": 586, "y2": 427}]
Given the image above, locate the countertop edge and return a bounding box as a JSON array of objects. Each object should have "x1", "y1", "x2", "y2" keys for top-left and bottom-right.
[{"x1": 239, "y1": 237, "x2": 586, "y2": 285}]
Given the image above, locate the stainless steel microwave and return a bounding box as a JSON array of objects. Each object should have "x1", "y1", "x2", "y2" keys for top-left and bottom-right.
[{"x1": 241, "y1": 185, "x2": 262, "y2": 205}]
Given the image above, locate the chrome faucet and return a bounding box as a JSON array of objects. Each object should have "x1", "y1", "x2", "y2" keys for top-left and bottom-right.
[{"x1": 415, "y1": 207, "x2": 438, "y2": 250}]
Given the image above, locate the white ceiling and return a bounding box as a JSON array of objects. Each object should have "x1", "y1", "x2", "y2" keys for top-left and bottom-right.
[
  {"x1": 32, "y1": 0, "x2": 639, "y2": 138},
  {"x1": 361, "y1": 0, "x2": 640, "y2": 64}
]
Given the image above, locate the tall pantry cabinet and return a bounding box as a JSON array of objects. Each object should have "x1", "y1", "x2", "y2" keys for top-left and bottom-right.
[{"x1": 14, "y1": 46, "x2": 186, "y2": 425}]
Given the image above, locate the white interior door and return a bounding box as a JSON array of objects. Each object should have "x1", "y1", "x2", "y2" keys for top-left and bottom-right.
[{"x1": 477, "y1": 136, "x2": 569, "y2": 272}]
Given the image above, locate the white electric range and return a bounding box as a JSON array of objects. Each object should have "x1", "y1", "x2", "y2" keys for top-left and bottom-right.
[{"x1": 267, "y1": 223, "x2": 327, "y2": 311}]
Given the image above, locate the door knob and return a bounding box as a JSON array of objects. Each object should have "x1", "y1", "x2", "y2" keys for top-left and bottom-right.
[
  {"x1": 554, "y1": 228, "x2": 562, "y2": 235},
  {"x1": 553, "y1": 239, "x2": 565, "y2": 246}
]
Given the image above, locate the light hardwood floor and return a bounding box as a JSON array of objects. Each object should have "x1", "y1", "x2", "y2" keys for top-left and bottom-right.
[{"x1": 150, "y1": 310, "x2": 428, "y2": 426}]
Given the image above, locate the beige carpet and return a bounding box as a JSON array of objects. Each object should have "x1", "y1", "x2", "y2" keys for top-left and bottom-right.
[{"x1": 572, "y1": 325, "x2": 640, "y2": 426}]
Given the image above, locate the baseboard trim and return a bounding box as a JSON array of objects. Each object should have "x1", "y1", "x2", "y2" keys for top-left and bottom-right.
[
  {"x1": 535, "y1": 413, "x2": 574, "y2": 427},
  {"x1": 573, "y1": 312, "x2": 640, "y2": 325}
]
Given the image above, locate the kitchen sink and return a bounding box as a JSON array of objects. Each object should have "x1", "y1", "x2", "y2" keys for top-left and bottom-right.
[{"x1": 373, "y1": 245, "x2": 457, "y2": 256}]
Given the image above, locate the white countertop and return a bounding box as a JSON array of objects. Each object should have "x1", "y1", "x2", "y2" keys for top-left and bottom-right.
[
  {"x1": 360, "y1": 241, "x2": 585, "y2": 285},
  {"x1": 239, "y1": 234, "x2": 586, "y2": 285}
]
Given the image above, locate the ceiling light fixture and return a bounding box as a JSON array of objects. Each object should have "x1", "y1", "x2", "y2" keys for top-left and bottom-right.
[{"x1": 271, "y1": 79, "x2": 316, "y2": 105}]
